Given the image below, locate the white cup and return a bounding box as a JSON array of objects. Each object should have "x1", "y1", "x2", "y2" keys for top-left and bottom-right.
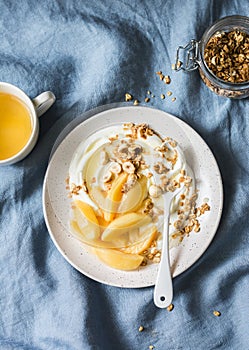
[{"x1": 0, "y1": 82, "x2": 56, "y2": 166}]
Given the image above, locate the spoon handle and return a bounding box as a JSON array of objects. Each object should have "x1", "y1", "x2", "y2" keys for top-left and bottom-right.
[{"x1": 153, "y1": 201, "x2": 173, "y2": 308}]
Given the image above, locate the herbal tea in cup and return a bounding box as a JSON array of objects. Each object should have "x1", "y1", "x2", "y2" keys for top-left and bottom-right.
[
  {"x1": 0, "y1": 92, "x2": 33, "y2": 160},
  {"x1": 0, "y1": 82, "x2": 56, "y2": 165}
]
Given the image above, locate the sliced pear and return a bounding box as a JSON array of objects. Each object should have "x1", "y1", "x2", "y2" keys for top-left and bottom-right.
[
  {"x1": 103, "y1": 172, "x2": 128, "y2": 222},
  {"x1": 93, "y1": 248, "x2": 144, "y2": 270},
  {"x1": 71, "y1": 220, "x2": 114, "y2": 248},
  {"x1": 72, "y1": 200, "x2": 100, "y2": 240},
  {"x1": 101, "y1": 212, "x2": 151, "y2": 242},
  {"x1": 119, "y1": 225, "x2": 158, "y2": 254},
  {"x1": 74, "y1": 200, "x2": 99, "y2": 224},
  {"x1": 70, "y1": 219, "x2": 90, "y2": 243},
  {"x1": 118, "y1": 175, "x2": 148, "y2": 214},
  {"x1": 96, "y1": 215, "x2": 109, "y2": 230},
  {"x1": 89, "y1": 186, "x2": 107, "y2": 212}
]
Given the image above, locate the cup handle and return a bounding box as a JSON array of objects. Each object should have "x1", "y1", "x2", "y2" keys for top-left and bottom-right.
[{"x1": 32, "y1": 91, "x2": 56, "y2": 117}]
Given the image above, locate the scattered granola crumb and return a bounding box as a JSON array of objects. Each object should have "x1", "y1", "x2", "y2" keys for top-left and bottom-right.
[
  {"x1": 167, "y1": 303, "x2": 174, "y2": 312},
  {"x1": 151, "y1": 94, "x2": 155, "y2": 98},
  {"x1": 133, "y1": 99, "x2": 139, "y2": 105},
  {"x1": 145, "y1": 97, "x2": 150, "y2": 103},
  {"x1": 156, "y1": 70, "x2": 164, "y2": 80},
  {"x1": 160, "y1": 94, "x2": 165, "y2": 99},
  {"x1": 125, "y1": 93, "x2": 133, "y2": 102},
  {"x1": 171, "y1": 63, "x2": 176, "y2": 70},
  {"x1": 71, "y1": 183, "x2": 83, "y2": 195},
  {"x1": 147, "y1": 90, "x2": 151, "y2": 95},
  {"x1": 141, "y1": 259, "x2": 147, "y2": 266},
  {"x1": 138, "y1": 326, "x2": 144, "y2": 332},
  {"x1": 164, "y1": 75, "x2": 171, "y2": 84},
  {"x1": 149, "y1": 346, "x2": 154, "y2": 350},
  {"x1": 108, "y1": 134, "x2": 119, "y2": 142},
  {"x1": 177, "y1": 60, "x2": 182, "y2": 69},
  {"x1": 171, "y1": 97, "x2": 176, "y2": 102},
  {"x1": 213, "y1": 310, "x2": 221, "y2": 317},
  {"x1": 167, "y1": 91, "x2": 172, "y2": 96}
]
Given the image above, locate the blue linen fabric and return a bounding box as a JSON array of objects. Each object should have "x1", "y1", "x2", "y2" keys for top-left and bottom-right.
[{"x1": 0, "y1": 1, "x2": 249, "y2": 349}]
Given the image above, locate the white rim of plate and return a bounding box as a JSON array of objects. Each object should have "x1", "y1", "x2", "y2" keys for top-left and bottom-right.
[{"x1": 42, "y1": 105, "x2": 223, "y2": 288}]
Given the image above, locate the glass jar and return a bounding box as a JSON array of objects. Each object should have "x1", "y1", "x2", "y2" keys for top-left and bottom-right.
[{"x1": 174, "y1": 15, "x2": 249, "y2": 99}]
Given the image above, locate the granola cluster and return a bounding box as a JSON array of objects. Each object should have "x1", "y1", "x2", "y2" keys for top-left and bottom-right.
[{"x1": 204, "y1": 30, "x2": 249, "y2": 83}]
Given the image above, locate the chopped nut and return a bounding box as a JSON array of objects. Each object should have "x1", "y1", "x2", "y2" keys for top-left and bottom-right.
[
  {"x1": 171, "y1": 97, "x2": 176, "y2": 102},
  {"x1": 104, "y1": 183, "x2": 112, "y2": 191},
  {"x1": 149, "y1": 185, "x2": 162, "y2": 198},
  {"x1": 122, "y1": 161, "x2": 135, "y2": 174},
  {"x1": 156, "y1": 70, "x2": 164, "y2": 80},
  {"x1": 150, "y1": 247, "x2": 158, "y2": 255},
  {"x1": 117, "y1": 144, "x2": 129, "y2": 156},
  {"x1": 153, "y1": 162, "x2": 169, "y2": 174},
  {"x1": 172, "y1": 61, "x2": 182, "y2": 70},
  {"x1": 167, "y1": 303, "x2": 174, "y2": 312},
  {"x1": 147, "y1": 90, "x2": 151, "y2": 95},
  {"x1": 164, "y1": 75, "x2": 171, "y2": 84},
  {"x1": 125, "y1": 93, "x2": 133, "y2": 101},
  {"x1": 103, "y1": 171, "x2": 113, "y2": 183},
  {"x1": 109, "y1": 162, "x2": 122, "y2": 174},
  {"x1": 149, "y1": 346, "x2": 154, "y2": 350},
  {"x1": 144, "y1": 97, "x2": 150, "y2": 103},
  {"x1": 100, "y1": 150, "x2": 109, "y2": 165},
  {"x1": 160, "y1": 94, "x2": 165, "y2": 99},
  {"x1": 122, "y1": 122, "x2": 134, "y2": 129},
  {"x1": 128, "y1": 144, "x2": 142, "y2": 156},
  {"x1": 109, "y1": 135, "x2": 119, "y2": 142},
  {"x1": 141, "y1": 259, "x2": 147, "y2": 266},
  {"x1": 127, "y1": 173, "x2": 137, "y2": 185},
  {"x1": 153, "y1": 256, "x2": 161, "y2": 263},
  {"x1": 138, "y1": 326, "x2": 144, "y2": 332},
  {"x1": 133, "y1": 99, "x2": 139, "y2": 105},
  {"x1": 147, "y1": 253, "x2": 154, "y2": 260},
  {"x1": 146, "y1": 172, "x2": 153, "y2": 178},
  {"x1": 176, "y1": 60, "x2": 182, "y2": 69},
  {"x1": 213, "y1": 310, "x2": 221, "y2": 317},
  {"x1": 167, "y1": 91, "x2": 172, "y2": 96},
  {"x1": 71, "y1": 183, "x2": 83, "y2": 195}
]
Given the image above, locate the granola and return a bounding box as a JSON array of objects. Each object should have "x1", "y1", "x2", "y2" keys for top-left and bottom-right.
[{"x1": 204, "y1": 30, "x2": 249, "y2": 83}]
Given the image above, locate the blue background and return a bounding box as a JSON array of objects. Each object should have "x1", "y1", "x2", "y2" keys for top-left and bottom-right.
[{"x1": 0, "y1": 1, "x2": 249, "y2": 349}]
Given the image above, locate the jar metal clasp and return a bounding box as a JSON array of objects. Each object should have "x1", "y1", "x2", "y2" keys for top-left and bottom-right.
[{"x1": 174, "y1": 39, "x2": 200, "y2": 72}]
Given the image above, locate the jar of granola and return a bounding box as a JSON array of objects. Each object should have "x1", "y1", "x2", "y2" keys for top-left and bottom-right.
[{"x1": 173, "y1": 15, "x2": 249, "y2": 98}]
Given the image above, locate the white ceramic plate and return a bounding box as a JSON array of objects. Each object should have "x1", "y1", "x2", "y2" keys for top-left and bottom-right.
[{"x1": 42, "y1": 106, "x2": 223, "y2": 288}]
